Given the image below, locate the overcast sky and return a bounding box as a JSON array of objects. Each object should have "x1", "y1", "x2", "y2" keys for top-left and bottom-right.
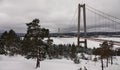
[{"x1": 0, "y1": 0, "x2": 120, "y2": 33}]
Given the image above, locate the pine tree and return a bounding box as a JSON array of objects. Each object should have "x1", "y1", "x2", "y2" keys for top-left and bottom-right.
[
  {"x1": 1, "y1": 31, "x2": 8, "y2": 40},
  {"x1": 22, "y1": 18, "x2": 49, "y2": 68},
  {"x1": 0, "y1": 31, "x2": 8, "y2": 54},
  {"x1": 46, "y1": 36, "x2": 53, "y2": 59},
  {"x1": 99, "y1": 41, "x2": 112, "y2": 70},
  {"x1": 7, "y1": 29, "x2": 20, "y2": 55},
  {"x1": 70, "y1": 43, "x2": 77, "y2": 60},
  {"x1": 0, "y1": 30, "x2": 20, "y2": 55},
  {"x1": 0, "y1": 31, "x2": 8, "y2": 46},
  {"x1": 0, "y1": 39, "x2": 6, "y2": 54}
]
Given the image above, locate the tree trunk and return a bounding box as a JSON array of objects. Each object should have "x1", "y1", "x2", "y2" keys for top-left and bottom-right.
[
  {"x1": 101, "y1": 57, "x2": 104, "y2": 70},
  {"x1": 36, "y1": 57, "x2": 40, "y2": 68},
  {"x1": 36, "y1": 47, "x2": 40, "y2": 68},
  {"x1": 111, "y1": 56, "x2": 113, "y2": 65},
  {"x1": 106, "y1": 58, "x2": 108, "y2": 67}
]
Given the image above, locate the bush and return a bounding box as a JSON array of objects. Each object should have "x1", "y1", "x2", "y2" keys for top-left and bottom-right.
[
  {"x1": 93, "y1": 57, "x2": 97, "y2": 62},
  {"x1": 74, "y1": 57, "x2": 80, "y2": 64}
]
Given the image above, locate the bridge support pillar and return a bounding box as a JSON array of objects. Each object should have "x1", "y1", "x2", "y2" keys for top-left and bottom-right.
[{"x1": 77, "y1": 4, "x2": 87, "y2": 48}]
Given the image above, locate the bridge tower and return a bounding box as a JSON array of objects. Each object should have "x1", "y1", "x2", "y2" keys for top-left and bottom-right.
[{"x1": 77, "y1": 4, "x2": 87, "y2": 48}]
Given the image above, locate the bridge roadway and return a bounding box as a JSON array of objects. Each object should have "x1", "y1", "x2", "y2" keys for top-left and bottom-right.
[{"x1": 82, "y1": 38, "x2": 120, "y2": 46}]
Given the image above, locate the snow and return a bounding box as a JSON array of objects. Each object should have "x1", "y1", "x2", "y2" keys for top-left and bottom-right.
[
  {"x1": 95, "y1": 37, "x2": 120, "y2": 49},
  {"x1": 96, "y1": 37, "x2": 120, "y2": 42},
  {"x1": 51, "y1": 37, "x2": 77, "y2": 45},
  {"x1": 0, "y1": 55, "x2": 78, "y2": 70},
  {"x1": 40, "y1": 59, "x2": 78, "y2": 70},
  {"x1": 51, "y1": 37, "x2": 101, "y2": 48},
  {"x1": 0, "y1": 37, "x2": 120, "y2": 70},
  {"x1": 51, "y1": 37, "x2": 120, "y2": 49},
  {"x1": 0, "y1": 55, "x2": 120, "y2": 70},
  {"x1": 0, "y1": 55, "x2": 35, "y2": 70}
]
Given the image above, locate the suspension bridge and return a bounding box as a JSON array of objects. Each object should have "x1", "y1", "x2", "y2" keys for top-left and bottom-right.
[{"x1": 70, "y1": 4, "x2": 120, "y2": 47}]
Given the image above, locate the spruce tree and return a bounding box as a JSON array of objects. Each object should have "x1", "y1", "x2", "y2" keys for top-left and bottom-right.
[
  {"x1": 46, "y1": 36, "x2": 53, "y2": 59},
  {"x1": 0, "y1": 31, "x2": 8, "y2": 54},
  {"x1": 7, "y1": 29, "x2": 20, "y2": 55},
  {"x1": 0, "y1": 39, "x2": 6, "y2": 54},
  {"x1": 22, "y1": 18, "x2": 49, "y2": 68},
  {"x1": 1, "y1": 31, "x2": 8, "y2": 40},
  {"x1": 0, "y1": 31, "x2": 8, "y2": 46},
  {"x1": 0, "y1": 30, "x2": 20, "y2": 55},
  {"x1": 99, "y1": 41, "x2": 113, "y2": 70},
  {"x1": 70, "y1": 43, "x2": 77, "y2": 60}
]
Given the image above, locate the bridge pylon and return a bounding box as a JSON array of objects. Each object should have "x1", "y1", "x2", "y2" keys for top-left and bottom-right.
[{"x1": 77, "y1": 4, "x2": 87, "y2": 48}]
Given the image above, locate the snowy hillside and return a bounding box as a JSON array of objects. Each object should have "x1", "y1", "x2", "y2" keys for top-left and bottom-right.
[{"x1": 0, "y1": 55, "x2": 120, "y2": 70}]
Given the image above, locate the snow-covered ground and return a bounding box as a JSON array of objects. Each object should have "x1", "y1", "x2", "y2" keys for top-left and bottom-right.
[
  {"x1": 0, "y1": 55, "x2": 120, "y2": 70},
  {"x1": 51, "y1": 37, "x2": 100, "y2": 48},
  {"x1": 96, "y1": 37, "x2": 120, "y2": 42},
  {"x1": 0, "y1": 37, "x2": 120, "y2": 70},
  {"x1": 50, "y1": 37, "x2": 120, "y2": 49}
]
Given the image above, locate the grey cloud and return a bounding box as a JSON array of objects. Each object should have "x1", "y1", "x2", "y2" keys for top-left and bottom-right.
[{"x1": 0, "y1": 0, "x2": 120, "y2": 33}]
